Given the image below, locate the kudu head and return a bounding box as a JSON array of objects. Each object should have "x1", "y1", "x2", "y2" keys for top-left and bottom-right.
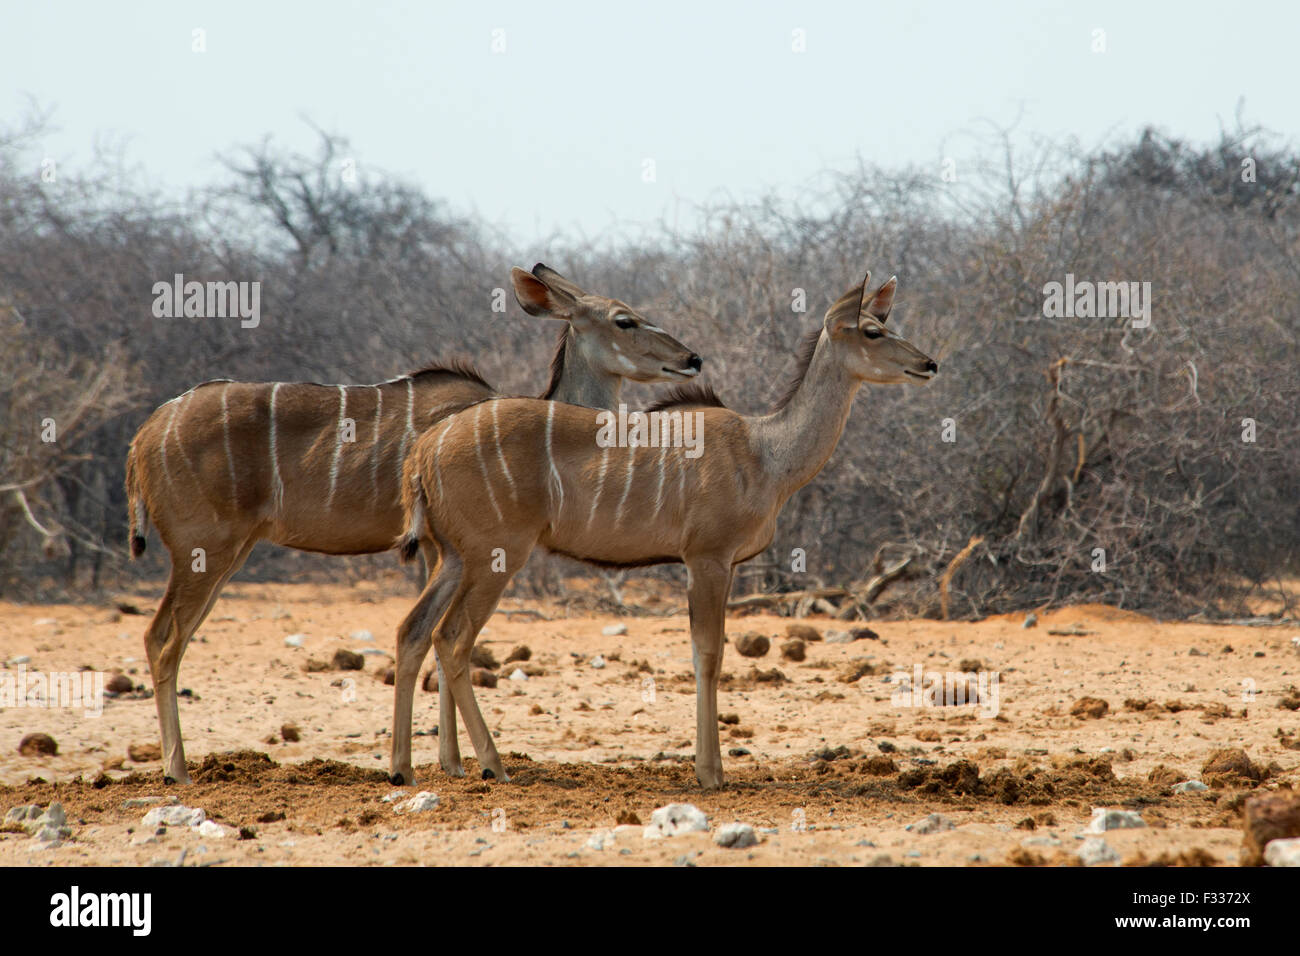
[
  {"x1": 511, "y1": 263, "x2": 702, "y2": 383},
  {"x1": 823, "y1": 272, "x2": 937, "y2": 385}
]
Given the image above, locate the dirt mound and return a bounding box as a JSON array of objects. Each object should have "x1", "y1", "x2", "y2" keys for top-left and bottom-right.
[
  {"x1": 191, "y1": 750, "x2": 279, "y2": 783},
  {"x1": 278, "y1": 757, "x2": 389, "y2": 785}
]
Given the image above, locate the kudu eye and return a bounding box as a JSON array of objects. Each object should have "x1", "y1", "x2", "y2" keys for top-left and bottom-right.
[
  {"x1": 863, "y1": 327, "x2": 883, "y2": 340},
  {"x1": 615, "y1": 316, "x2": 637, "y2": 330}
]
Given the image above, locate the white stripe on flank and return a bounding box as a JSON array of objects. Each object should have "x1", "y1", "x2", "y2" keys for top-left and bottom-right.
[
  {"x1": 326, "y1": 384, "x2": 348, "y2": 508},
  {"x1": 652, "y1": 445, "x2": 668, "y2": 516},
  {"x1": 370, "y1": 386, "x2": 383, "y2": 504},
  {"x1": 587, "y1": 445, "x2": 611, "y2": 527},
  {"x1": 490, "y1": 401, "x2": 516, "y2": 500},
  {"x1": 472, "y1": 403, "x2": 503, "y2": 521},
  {"x1": 545, "y1": 403, "x2": 564, "y2": 518},
  {"x1": 395, "y1": 377, "x2": 415, "y2": 489},
  {"x1": 432, "y1": 418, "x2": 454, "y2": 502},
  {"x1": 677, "y1": 445, "x2": 687, "y2": 514},
  {"x1": 614, "y1": 450, "x2": 637, "y2": 526},
  {"x1": 269, "y1": 383, "x2": 284, "y2": 513},
  {"x1": 220, "y1": 384, "x2": 237, "y2": 503}
]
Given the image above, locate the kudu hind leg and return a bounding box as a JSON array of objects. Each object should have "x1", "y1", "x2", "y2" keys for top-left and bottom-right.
[
  {"x1": 685, "y1": 559, "x2": 734, "y2": 790},
  {"x1": 146, "y1": 538, "x2": 253, "y2": 784},
  {"x1": 390, "y1": 544, "x2": 463, "y2": 785}
]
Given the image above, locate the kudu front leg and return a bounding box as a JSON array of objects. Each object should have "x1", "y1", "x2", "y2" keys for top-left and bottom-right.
[{"x1": 686, "y1": 559, "x2": 734, "y2": 789}]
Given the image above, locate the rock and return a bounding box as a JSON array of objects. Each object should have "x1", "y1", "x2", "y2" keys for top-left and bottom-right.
[
  {"x1": 508, "y1": 668, "x2": 528, "y2": 681},
  {"x1": 585, "y1": 830, "x2": 614, "y2": 851},
  {"x1": 283, "y1": 634, "x2": 305, "y2": 648},
  {"x1": 470, "y1": 646, "x2": 498, "y2": 669},
  {"x1": 1240, "y1": 791, "x2": 1300, "y2": 866},
  {"x1": 780, "y1": 639, "x2": 806, "y2": 662},
  {"x1": 422, "y1": 670, "x2": 439, "y2": 692},
  {"x1": 5, "y1": 805, "x2": 41, "y2": 825},
  {"x1": 1022, "y1": 613, "x2": 1038, "y2": 629},
  {"x1": 8, "y1": 654, "x2": 31, "y2": 665},
  {"x1": 602, "y1": 624, "x2": 628, "y2": 636},
  {"x1": 18, "y1": 733, "x2": 58, "y2": 757},
  {"x1": 380, "y1": 667, "x2": 395, "y2": 685},
  {"x1": 1085, "y1": 808, "x2": 1146, "y2": 833},
  {"x1": 1202, "y1": 748, "x2": 1260, "y2": 784},
  {"x1": 143, "y1": 805, "x2": 205, "y2": 828},
  {"x1": 860, "y1": 755, "x2": 898, "y2": 775},
  {"x1": 105, "y1": 673, "x2": 134, "y2": 694},
  {"x1": 839, "y1": 660, "x2": 877, "y2": 683},
  {"x1": 1022, "y1": 834, "x2": 1062, "y2": 848},
  {"x1": 331, "y1": 649, "x2": 365, "y2": 671},
  {"x1": 643, "y1": 803, "x2": 708, "y2": 839},
  {"x1": 195, "y1": 820, "x2": 229, "y2": 839},
  {"x1": 718, "y1": 713, "x2": 740, "y2": 725},
  {"x1": 127, "y1": 743, "x2": 161, "y2": 762},
  {"x1": 906, "y1": 813, "x2": 956, "y2": 834},
  {"x1": 280, "y1": 723, "x2": 301, "y2": 743},
  {"x1": 1172, "y1": 780, "x2": 1208, "y2": 794},
  {"x1": 1070, "y1": 697, "x2": 1109, "y2": 719},
  {"x1": 824, "y1": 630, "x2": 854, "y2": 644},
  {"x1": 734, "y1": 633, "x2": 770, "y2": 658},
  {"x1": 381, "y1": 790, "x2": 408, "y2": 803},
  {"x1": 396, "y1": 792, "x2": 440, "y2": 813},
  {"x1": 121, "y1": 797, "x2": 165, "y2": 809},
  {"x1": 786, "y1": 623, "x2": 821, "y2": 642},
  {"x1": 850, "y1": 627, "x2": 880, "y2": 641},
  {"x1": 1264, "y1": 838, "x2": 1300, "y2": 867},
  {"x1": 471, "y1": 668, "x2": 497, "y2": 688},
  {"x1": 350, "y1": 630, "x2": 374, "y2": 642},
  {"x1": 616, "y1": 810, "x2": 641, "y2": 826},
  {"x1": 1078, "y1": 837, "x2": 1119, "y2": 866},
  {"x1": 590, "y1": 655, "x2": 607, "y2": 669},
  {"x1": 713, "y1": 822, "x2": 759, "y2": 848},
  {"x1": 505, "y1": 645, "x2": 531, "y2": 663}
]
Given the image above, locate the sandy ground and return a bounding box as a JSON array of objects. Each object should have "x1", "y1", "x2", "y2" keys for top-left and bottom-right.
[{"x1": 1, "y1": 578, "x2": 1297, "y2": 867}]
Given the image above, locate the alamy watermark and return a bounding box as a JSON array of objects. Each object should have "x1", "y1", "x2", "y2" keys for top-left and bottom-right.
[
  {"x1": 595, "y1": 403, "x2": 703, "y2": 458},
  {"x1": 1, "y1": 665, "x2": 104, "y2": 717},
  {"x1": 1042, "y1": 273, "x2": 1151, "y2": 328},
  {"x1": 151, "y1": 273, "x2": 261, "y2": 328},
  {"x1": 890, "y1": 664, "x2": 1000, "y2": 718}
]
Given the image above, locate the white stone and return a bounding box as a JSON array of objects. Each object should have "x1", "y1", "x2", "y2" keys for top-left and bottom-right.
[
  {"x1": 8, "y1": 655, "x2": 31, "y2": 665},
  {"x1": 508, "y1": 668, "x2": 528, "y2": 681},
  {"x1": 195, "y1": 820, "x2": 229, "y2": 838},
  {"x1": 143, "y1": 804, "x2": 205, "y2": 828},
  {"x1": 713, "y1": 822, "x2": 759, "y2": 848},
  {"x1": 823, "y1": 630, "x2": 853, "y2": 644},
  {"x1": 906, "y1": 813, "x2": 956, "y2": 834},
  {"x1": 601, "y1": 624, "x2": 628, "y2": 636},
  {"x1": 381, "y1": 790, "x2": 408, "y2": 803},
  {"x1": 643, "y1": 803, "x2": 708, "y2": 839},
  {"x1": 1078, "y1": 837, "x2": 1120, "y2": 866},
  {"x1": 585, "y1": 830, "x2": 614, "y2": 851},
  {"x1": 396, "y1": 791, "x2": 440, "y2": 813},
  {"x1": 1172, "y1": 780, "x2": 1208, "y2": 793},
  {"x1": 590, "y1": 655, "x2": 607, "y2": 669},
  {"x1": 1264, "y1": 838, "x2": 1300, "y2": 867},
  {"x1": 283, "y1": 634, "x2": 305, "y2": 647},
  {"x1": 350, "y1": 630, "x2": 375, "y2": 642},
  {"x1": 1084, "y1": 808, "x2": 1146, "y2": 833}
]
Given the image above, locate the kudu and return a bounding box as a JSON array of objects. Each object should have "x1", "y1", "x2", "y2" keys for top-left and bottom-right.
[
  {"x1": 392, "y1": 269, "x2": 938, "y2": 788},
  {"x1": 125, "y1": 264, "x2": 701, "y2": 784}
]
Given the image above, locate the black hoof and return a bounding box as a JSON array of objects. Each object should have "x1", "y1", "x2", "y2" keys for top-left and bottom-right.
[
  {"x1": 163, "y1": 775, "x2": 176, "y2": 785},
  {"x1": 482, "y1": 769, "x2": 495, "y2": 780},
  {"x1": 389, "y1": 773, "x2": 405, "y2": 786}
]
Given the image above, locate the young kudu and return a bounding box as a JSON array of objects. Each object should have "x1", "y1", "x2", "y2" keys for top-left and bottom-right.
[
  {"x1": 392, "y1": 269, "x2": 938, "y2": 788},
  {"x1": 125, "y1": 264, "x2": 701, "y2": 784}
]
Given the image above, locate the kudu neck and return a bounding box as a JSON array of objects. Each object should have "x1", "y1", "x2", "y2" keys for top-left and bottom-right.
[
  {"x1": 545, "y1": 330, "x2": 624, "y2": 411},
  {"x1": 753, "y1": 332, "x2": 862, "y2": 499}
]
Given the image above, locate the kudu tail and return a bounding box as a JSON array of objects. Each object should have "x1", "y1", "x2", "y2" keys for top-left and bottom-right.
[
  {"x1": 125, "y1": 442, "x2": 148, "y2": 559},
  {"x1": 396, "y1": 459, "x2": 427, "y2": 564}
]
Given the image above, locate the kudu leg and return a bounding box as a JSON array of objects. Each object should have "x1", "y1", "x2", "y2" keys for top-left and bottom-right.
[
  {"x1": 145, "y1": 538, "x2": 254, "y2": 784},
  {"x1": 433, "y1": 569, "x2": 514, "y2": 782},
  {"x1": 390, "y1": 544, "x2": 462, "y2": 785},
  {"x1": 685, "y1": 558, "x2": 735, "y2": 790}
]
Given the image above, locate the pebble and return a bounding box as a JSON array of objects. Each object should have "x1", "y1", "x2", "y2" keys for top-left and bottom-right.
[
  {"x1": 643, "y1": 803, "x2": 708, "y2": 839},
  {"x1": 395, "y1": 792, "x2": 440, "y2": 813},
  {"x1": 601, "y1": 624, "x2": 628, "y2": 636},
  {"x1": 1172, "y1": 780, "x2": 1209, "y2": 793},
  {"x1": 283, "y1": 634, "x2": 305, "y2": 647},
  {"x1": 906, "y1": 813, "x2": 955, "y2": 834},
  {"x1": 734, "y1": 633, "x2": 770, "y2": 658},
  {"x1": 196, "y1": 820, "x2": 229, "y2": 839},
  {"x1": 585, "y1": 831, "x2": 614, "y2": 851},
  {"x1": 1264, "y1": 838, "x2": 1300, "y2": 867},
  {"x1": 713, "y1": 822, "x2": 759, "y2": 849},
  {"x1": 823, "y1": 630, "x2": 854, "y2": 644},
  {"x1": 143, "y1": 805, "x2": 205, "y2": 828},
  {"x1": 1022, "y1": 613, "x2": 1038, "y2": 629},
  {"x1": 1084, "y1": 808, "x2": 1146, "y2": 833},
  {"x1": 1077, "y1": 837, "x2": 1120, "y2": 866},
  {"x1": 350, "y1": 630, "x2": 374, "y2": 642},
  {"x1": 590, "y1": 655, "x2": 607, "y2": 669},
  {"x1": 8, "y1": 655, "x2": 31, "y2": 665},
  {"x1": 381, "y1": 790, "x2": 408, "y2": 803},
  {"x1": 1022, "y1": 834, "x2": 1062, "y2": 848},
  {"x1": 508, "y1": 668, "x2": 528, "y2": 681}
]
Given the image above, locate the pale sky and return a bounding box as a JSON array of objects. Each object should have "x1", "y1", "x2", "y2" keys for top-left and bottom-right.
[{"x1": 2, "y1": 0, "x2": 1295, "y2": 241}]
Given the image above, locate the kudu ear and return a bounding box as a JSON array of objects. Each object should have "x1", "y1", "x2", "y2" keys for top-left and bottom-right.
[
  {"x1": 512, "y1": 266, "x2": 578, "y2": 317},
  {"x1": 530, "y1": 262, "x2": 587, "y2": 299},
  {"x1": 862, "y1": 275, "x2": 897, "y2": 324},
  {"x1": 824, "y1": 270, "x2": 870, "y2": 333}
]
